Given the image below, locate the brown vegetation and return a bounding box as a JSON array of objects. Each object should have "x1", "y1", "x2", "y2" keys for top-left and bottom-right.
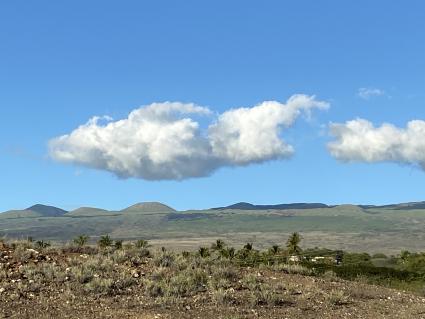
[{"x1": 0, "y1": 239, "x2": 424, "y2": 318}]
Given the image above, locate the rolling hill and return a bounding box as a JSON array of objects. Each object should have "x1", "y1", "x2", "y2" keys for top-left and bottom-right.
[
  {"x1": 27, "y1": 204, "x2": 68, "y2": 216},
  {"x1": 213, "y1": 202, "x2": 331, "y2": 210},
  {"x1": 121, "y1": 202, "x2": 176, "y2": 213},
  {"x1": 1, "y1": 201, "x2": 425, "y2": 254},
  {"x1": 0, "y1": 204, "x2": 68, "y2": 219},
  {"x1": 65, "y1": 207, "x2": 112, "y2": 217}
]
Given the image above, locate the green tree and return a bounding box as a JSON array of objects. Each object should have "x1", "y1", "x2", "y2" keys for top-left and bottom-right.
[
  {"x1": 243, "y1": 242, "x2": 253, "y2": 251},
  {"x1": 73, "y1": 234, "x2": 89, "y2": 247},
  {"x1": 211, "y1": 239, "x2": 226, "y2": 251},
  {"x1": 114, "y1": 240, "x2": 123, "y2": 249},
  {"x1": 35, "y1": 240, "x2": 51, "y2": 249},
  {"x1": 198, "y1": 246, "x2": 210, "y2": 258},
  {"x1": 135, "y1": 239, "x2": 150, "y2": 249},
  {"x1": 269, "y1": 245, "x2": 280, "y2": 255},
  {"x1": 219, "y1": 247, "x2": 235, "y2": 260},
  {"x1": 98, "y1": 235, "x2": 113, "y2": 248},
  {"x1": 286, "y1": 232, "x2": 302, "y2": 255}
]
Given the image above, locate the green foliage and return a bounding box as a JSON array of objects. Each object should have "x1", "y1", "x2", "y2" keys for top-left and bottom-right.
[
  {"x1": 211, "y1": 239, "x2": 226, "y2": 251},
  {"x1": 198, "y1": 246, "x2": 210, "y2": 258},
  {"x1": 342, "y1": 252, "x2": 372, "y2": 266},
  {"x1": 35, "y1": 240, "x2": 51, "y2": 249},
  {"x1": 114, "y1": 240, "x2": 123, "y2": 250},
  {"x1": 97, "y1": 235, "x2": 113, "y2": 248},
  {"x1": 372, "y1": 253, "x2": 387, "y2": 259},
  {"x1": 398, "y1": 252, "x2": 425, "y2": 274},
  {"x1": 286, "y1": 232, "x2": 302, "y2": 255},
  {"x1": 269, "y1": 245, "x2": 280, "y2": 255},
  {"x1": 154, "y1": 251, "x2": 175, "y2": 267},
  {"x1": 243, "y1": 242, "x2": 253, "y2": 251},
  {"x1": 73, "y1": 234, "x2": 89, "y2": 247},
  {"x1": 325, "y1": 289, "x2": 350, "y2": 306},
  {"x1": 219, "y1": 247, "x2": 235, "y2": 260},
  {"x1": 135, "y1": 239, "x2": 150, "y2": 248}
]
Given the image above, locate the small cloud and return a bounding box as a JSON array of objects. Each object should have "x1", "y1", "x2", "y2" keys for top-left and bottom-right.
[
  {"x1": 357, "y1": 87, "x2": 386, "y2": 100},
  {"x1": 328, "y1": 118, "x2": 425, "y2": 170}
]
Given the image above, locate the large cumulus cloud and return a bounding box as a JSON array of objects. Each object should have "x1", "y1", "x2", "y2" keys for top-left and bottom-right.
[
  {"x1": 49, "y1": 95, "x2": 328, "y2": 180},
  {"x1": 328, "y1": 119, "x2": 425, "y2": 169}
]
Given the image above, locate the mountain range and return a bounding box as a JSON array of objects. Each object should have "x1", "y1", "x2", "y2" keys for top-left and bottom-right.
[
  {"x1": 1, "y1": 200, "x2": 425, "y2": 254},
  {"x1": 3, "y1": 200, "x2": 425, "y2": 218}
]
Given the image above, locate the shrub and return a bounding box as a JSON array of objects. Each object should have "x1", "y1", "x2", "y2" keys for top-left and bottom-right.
[
  {"x1": 278, "y1": 264, "x2": 313, "y2": 275},
  {"x1": 325, "y1": 289, "x2": 350, "y2": 306},
  {"x1": 154, "y1": 251, "x2": 175, "y2": 268},
  {"x1": 211, "y1": 239, "x2": 226, "y2": 251},
  {"x1": 145, "y1": 279, "x2": 166, "y2": 297},
  {"x1": 241, "y1": 274, "x2": 261, "y2": 290},
  {"x1": 73, "y1": 235, "x2": 89, "y2": 247},
  {"x1": 198, "y1": 247, "x2": 210, "y2": 258},
  {"x1": 71, "y1": 265, "x2": 94, "y2": 284},
  {"x1": 114, "y1": 240, "x2": 123, "y2": 250},
  {"x1": 97, "y1": 235, "x2": 113, "y2": 248},
  {"x1": 167, "y1": 268, "x2": 207, "y2": 297},
  {"x1": 212, "y1": 265, "x2": 238, "y2": 282},
  {"x1": 35, "y1": 240, "x2": 51, "y2": 249},
  {"x1": 84, "y1": 278, "x2": 114, "y2": 295},
  {"x1": 219, "y1": 247, "x2": 236, "y2": 260},
  {"x1": 212, "y1": 288, "x2": 233, "y2": 305},
  {"x1": 248, "y1": 283, "x2": 288, "y2": 307},
  {"x1": 342, "y1": 252, "x2": 373, "y2": 266},
  {"x1": 135, "y1": 239, "x2": 150, "y2": 249}
]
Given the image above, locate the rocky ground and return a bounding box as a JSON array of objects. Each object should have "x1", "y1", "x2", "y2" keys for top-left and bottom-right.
[{"x1": 1, "y1": 241, "x2": 425, "y2": 319}]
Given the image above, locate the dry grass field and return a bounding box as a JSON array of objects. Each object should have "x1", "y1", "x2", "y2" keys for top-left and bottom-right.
[{"x1": 1, "y1": 239, "x2": 425, "y2": 319}]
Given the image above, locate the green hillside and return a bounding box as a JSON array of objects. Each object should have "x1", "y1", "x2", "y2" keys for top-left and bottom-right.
[
  {"x1": 66, "y1": 207, "x2": 114, "y2": 217},
  {"x1": 1, "y1": 202, "x2": 425, "y2": 254},
  {"x1": 121, "y1": 202, "x2": 176, "y2": 213}
]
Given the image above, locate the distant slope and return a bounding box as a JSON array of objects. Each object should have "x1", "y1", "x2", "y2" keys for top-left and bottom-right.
[
  {"x1": 213, "y1": 202, "x2": 330, "y2": 210},
  {"x1": 66, "y1": 207, "x2": 112, "y2": 217},
  {"x1": 122, "y1": 202, "x2": 176, "y2": 213},
  {"x1": 0, "y1": 210, "x2": 44, "y2": 219},
  {"x1": 26, "y1": 204, "x2": 68, "y2": 216},
  {"x1": 360, "y1": 201, "x2": 425, "y2": 210},
  {"x1": 0, "y1": 204, "x2": 67, "y2": 219}
]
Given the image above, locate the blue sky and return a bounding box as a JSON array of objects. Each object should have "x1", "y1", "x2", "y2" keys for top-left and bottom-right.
[{"x1": 1, "y1": 1, "x2": 425, "y2": 211}]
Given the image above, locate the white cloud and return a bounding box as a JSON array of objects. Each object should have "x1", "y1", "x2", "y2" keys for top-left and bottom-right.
[
  {"x1": 357, "y1": 87, "x2": 386, "y2": 100},
  {"x1": 328, "y1": 119, "x2": 425, "y2": 169},
  {"x1": 209, "y1": 95, "x2": 329, "y2": 164},
  {"x1": 49, "y1": 96, "x2": 328, "y2": 180}
]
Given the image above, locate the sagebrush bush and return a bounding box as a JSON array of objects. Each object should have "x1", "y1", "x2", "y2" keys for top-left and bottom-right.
[
  {"x1": 212, "y1": 288, "x2": 233, "y2": 305},
  {"x1": 325, "y1": 289, "x2": 350, "y2": 306},
  {"x1": 84, "y1": 277, "x2": 114, "y2": 295},
  {"x1": 241, "y1": 274, "x2": 261, "y2": 290},
  {"x1": 277, "y1": 263, "x2": 313, "y2": 275},
  {"x1": 212, "y1": 265, "x2": 238, "y2": 282},
  {"x1": 153, "y1": 251, "x2": 175, "y2": 268},
  {"x1": 248, "y1": 283, "x2": 287, "y2": 307}
]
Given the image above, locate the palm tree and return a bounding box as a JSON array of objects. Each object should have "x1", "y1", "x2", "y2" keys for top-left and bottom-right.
[
  {"x1": 73, "y1": 234, "x2": 89, "y2": 247},
  {"x1": 286, "y1": 232, "x2": 302, "y2": 255},
  {"x1": 114, "y1": 240, "x2": 123, "y2": 249},
  {"x1": 218, "y1": 246, "x2": 235, "y2": 259},
  {"x1": 97, "y1": 235, "x2": 113, "y2": 248},
  {"x1": 243, "y1": 242, "x2": 253, "y2": 251},
  {"x1": 35, "y1": 240, "x2": 51, "y2": 249},
  {"x1": 198, "y1": 246, "x2": 210, "y2": 258},
  {"x1": 269, "y1": 245, "x2": 280, "y2": 255},
  {"x1": 211, "y1": 239, "x2": 226, "y2": 251},
  {"x1": 135, "y1": 239, "x2": 150, "y2": 249}
]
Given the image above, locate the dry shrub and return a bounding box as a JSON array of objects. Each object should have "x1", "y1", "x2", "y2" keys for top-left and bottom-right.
[{"x1": 325, "y1": 289, "x2": 350, "y2": 306}]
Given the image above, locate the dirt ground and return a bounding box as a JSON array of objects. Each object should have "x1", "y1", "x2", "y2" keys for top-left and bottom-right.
[{"x1": 1, "y1": 241, "x2": 425, "y2": 319}]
